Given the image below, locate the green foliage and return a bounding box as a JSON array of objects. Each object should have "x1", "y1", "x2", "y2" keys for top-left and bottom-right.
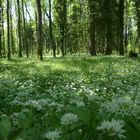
[
  {"x1": 0, "y1": 116, "x2": 11, "y2": 140},
  {"x1": 0, "y1": 56, "x2": 140, "y2": 139}
]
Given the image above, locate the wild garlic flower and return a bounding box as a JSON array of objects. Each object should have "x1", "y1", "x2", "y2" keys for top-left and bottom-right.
[
  {"x1": 38, "y1": 98, "x2": 51, "y2": 106},
  {"x1": 76, "y1": 101, "x2": 85, "y2": 107},
  {"x1": 101, "y1": 97, "x2": 132, "y2": 116},
  {"x1": 97, "y1": 119, "x2": 126, "y2": 139},
  {"x1": 60, "y1": 113, "x2": 78, "y2": 125},
  {"x1": 25, "y1": 100, "x2": 42, "y2": 110},
  {"x1": 44, "y1": 130, "x2": 61, "y2": 140},
  {"x1": 69, "y1": 99, "x2": 85, "y2": 107}
]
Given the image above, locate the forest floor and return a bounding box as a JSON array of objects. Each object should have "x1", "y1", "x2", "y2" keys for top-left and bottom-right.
[{"x1": 0, "y1": 55, "x2": 140, "y2": 140}]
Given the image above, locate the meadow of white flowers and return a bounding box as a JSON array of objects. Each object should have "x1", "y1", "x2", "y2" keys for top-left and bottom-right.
[{"x1": 0, "y1": 57, "x2": 140, "y2": 140}]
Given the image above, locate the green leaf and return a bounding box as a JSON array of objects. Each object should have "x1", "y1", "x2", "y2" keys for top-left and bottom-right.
[
  {"x1": 70, "y1": 106, "x2": 91, "y2": 126},
  {"x1": 125, "y1": 119, "x2": 140, "y2": 140}
]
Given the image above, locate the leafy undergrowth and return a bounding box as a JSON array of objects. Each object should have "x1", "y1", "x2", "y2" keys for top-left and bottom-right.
[{"x1": 0, "y1": 56, "x2": 140, "y2": 140}]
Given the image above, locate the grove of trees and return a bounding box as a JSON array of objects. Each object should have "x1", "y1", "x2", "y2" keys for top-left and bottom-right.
[{"x1": 0, "y1": 0, "x2": 140, "y2": 60}]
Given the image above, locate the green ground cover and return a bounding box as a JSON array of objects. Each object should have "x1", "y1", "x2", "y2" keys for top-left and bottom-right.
[{"x1": 0, "y1": 56, "x2": 140, "y2": 140}]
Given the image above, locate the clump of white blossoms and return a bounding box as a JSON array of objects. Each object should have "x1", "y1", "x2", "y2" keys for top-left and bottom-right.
[
  {"x1": 60, "y1": 113, "x2": 78, "y2": 125},
  {"x1": 97, "y1": 119, "x2": 126, "y2": 139},
  {"x1": 69, "y1": 99, "x2": 85, "y2": 107},
  {"x1": 44, "y1": 130, "x2": 61, "y2": 140},
  {"x1": 25, "y1": 100, "x2": 42, "y2": 110},
  {"x1": 101, "y1": 96, "x2": 133, "y2": 116}
]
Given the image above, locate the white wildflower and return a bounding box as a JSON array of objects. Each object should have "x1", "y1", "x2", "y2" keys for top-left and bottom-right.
[
  {"x1": 60, "y1": 113, "x2": 78, "y2": 125},
  {"x1": 56, "y1": 103, "x2": 65, "y2": 112},
  {"x1": 39, "y1": 98, "x2": 51, "y2": 106},
  {"x1": 101, "y1": 97, "x2": 133, "y2": 116},
  {"x1": 44, "y1": 130, "x2": 61, "y2": 140},
  {"x1": 69, "y1": 99, "x2": 85, "y2": 107},
  {"x1": 76, "y1": 101, "x2": 85, "y2": 107},
  {"x1": 25, "y1": 100, "x2": 42, "y2": 110},
  {"x1": 97, "y1": 119, "x2": 126, "y2": 139}
]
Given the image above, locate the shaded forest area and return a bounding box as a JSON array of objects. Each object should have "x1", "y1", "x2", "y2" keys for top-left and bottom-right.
[{"x1": 0, "y1": 0, "x2": 140, "y2": 60}]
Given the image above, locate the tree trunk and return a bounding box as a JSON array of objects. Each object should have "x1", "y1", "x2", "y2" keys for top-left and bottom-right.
[
  {"x1": 105, "y1": 0, "x2": 113, "y2": 55},
  {"x1": 124, "y1": 0, "x2": 128, "y2": 53},
  {"x1": 119, "y1": 0, "x2": 124, "y2": 55},
  {"x1": 10, "y1": 11, "x2": 15, "y2": 54},
  {"x1": 7, "y1": 0, "x2": 11, "y2": 60},
  {"x1": 49, "y1": 0, "x2": 56, "y2": 58},
  {"x1": 36, "y1": 0, "x2": 43, "y2": 60},
  {"x1": 0, "y1": 1, "x2": 2, "y2": 56},
  {"x1": 17, "y1": 0, "x2": 22, "y2": 57},
  {"x1": 55, "y1": 0, "x2": 67, "y2": 57},
  {"x1": 2, "y1": 4, "x2": 5, "y2": 55},
  {"x1": 25, "y1": 3, "x2": 32, "y2": 55},
  {"x1": 88, "y1": 0, "x2": 96, "y2": 56},
  {"x1": 22, "y1": 0, "x2": 28, "y2": 57},
  {"x1": 135, "y1": 0, "x2": 140, "y2": 54}
]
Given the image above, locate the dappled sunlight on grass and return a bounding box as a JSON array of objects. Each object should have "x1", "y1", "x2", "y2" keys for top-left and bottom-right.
[{"x1": 0, "y1": 55, "x2": 139, "y2": 77}]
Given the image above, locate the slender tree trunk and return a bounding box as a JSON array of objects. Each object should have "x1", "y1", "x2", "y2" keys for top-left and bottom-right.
[
  {"x1": 0, "y1": 1, "x2": 2, "y2": 56},
  {"x1": 49, "y1": 0, "x2": 56, "y2": 57},
  {"x1": 36, "y1": 0, "x2": 43, "y2": 60},
  {"x1": 88, "y1": 0, "x2": 96, "y2": 56},
  {"x1": 7, "y1": 0, "x2": 11, "y2": 60},
  {"x1": 105, "y1": 0, "x2": 113, "y2": 55},
  {"x1": 22, "y1": 0, "x2": 28, "y2": 57},
  {"x1": 60, "y1": 37, "x2": 65, "y2": 56},
  {"x1": 135, "y1": 0, "x2": 140, "y2": 54},
  {"x1": 2, "y1": 4, "x2": 5, "y2": 55},
  {"x1": 119, "y1": 0, "x2": 124, "y2": 55},
  {"x1": 0, "y1": 32, "x2": 1, "y2": 56},
  {"x1": 10, "y1": 11, "x2": 15, "y2": 54},
  {"x1": 63, "y1": 0, "x2": 67, "y2": 56},
  {"x1": 124, "y1": 0, "x2": 128, "y2": 53},
  {"x1": 17, "y1": 0, "x2": 22, "y2": 57},
  {"x1": 106, "y1": 23, "x2": 113, "y2": 55},
  {"x1": 25, "y1": 3, "x2": 32, "y2": 54}
]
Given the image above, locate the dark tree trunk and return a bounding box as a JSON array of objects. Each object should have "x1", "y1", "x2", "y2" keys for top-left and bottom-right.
[
  {"x1": 49, "y1": 0, "x2": 56, "y2": 58},
  {"x1": 2, "y1": 5, "x2": 5, "y2": 55},
  {"x1": 124, "y1": 0, "x2": 128, "y2": 53},
  {"x1": 10, "y1": 11, "x2": 15, "y2": 54},
  {"x1": 7, "y1": 0, "x2": 11, "y2": 60},
  {"x1": 55, "y1": 0, "x2": 67, "y2": 57},
  {"x1": 25, "y1": 3, "x2": 32, "y2": 54},
  {"x1": 135, "y1": 0, "x2": 140, "y2": 54},
  {"x1": 61, "y1": 38, "x2": 65, "y2": 56},
  {"x1": 104, "y1": 0, "x2": 113, "y2": 55},
  {"x1": 89, "y1": 0, "x2": 96, "y2": 56},
  {"x1": 17, "y1": 0, "x2": 22, "y2": 57},
  {"x1": 106, "y1": 22, "x2": 113, "y2": 55},
  {"x1": 0, "y1": 33, "x2": 1, "y2": 56},
  {"x1": 22, "y1": 0, "x2": 28, "y2": 57},
  {"x1": 36, "y1": 0, "x2": 43, "y2": 60},
  {"x1": 0, "y1": 1, "x2": 2, "y2": 56},
  {"x1": 119, "y1": 0, "x2": 124, "y2": 55}
]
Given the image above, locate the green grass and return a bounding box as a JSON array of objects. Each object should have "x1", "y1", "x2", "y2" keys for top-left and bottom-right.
[{"x1": 0, "y1": 55, "x2": 140, "y2": 140}]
